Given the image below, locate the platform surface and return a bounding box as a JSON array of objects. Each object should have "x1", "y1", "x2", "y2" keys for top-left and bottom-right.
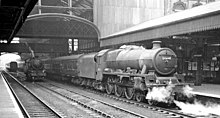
[
  {"x1": 0, "y1": 71, "x2": 24, "y2": 118},
  {"x1": 191, "y1": 83, "x2": 220, "y2": 98}
]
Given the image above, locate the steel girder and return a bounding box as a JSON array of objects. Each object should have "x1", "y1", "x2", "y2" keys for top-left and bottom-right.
[{"x1": 0, "y1": 43, "x2": 68, "y2": 53}]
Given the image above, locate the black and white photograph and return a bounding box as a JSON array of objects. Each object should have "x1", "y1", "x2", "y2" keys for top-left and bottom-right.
[{"x1": 1, "y1": 0, "x2": 220, "y2": 118}]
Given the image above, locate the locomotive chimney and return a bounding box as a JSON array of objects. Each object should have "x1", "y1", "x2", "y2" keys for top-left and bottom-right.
[{"x1": 152, "y1": 41, "x2": 161, "y2": 49}]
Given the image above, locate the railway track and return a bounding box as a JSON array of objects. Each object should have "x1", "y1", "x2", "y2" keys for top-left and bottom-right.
[
  {"x1": 39, "y1": 79, "x2": 201, "y2": 118},
  {"x1": 6, "y1": 70, "x2": 218, "y2": 118},
  {"x1": 36, "y1": 82, "x2": 147, "y2": 118},
  {"x1": 84, "y1": 87, "x2": 220, "y2": 118},
  {"x1": 78, "y1": 86, "x2": 220, "y2": 118},
  {"x1": 2, "y1": 71, "x2": 64, "y2": 118}
]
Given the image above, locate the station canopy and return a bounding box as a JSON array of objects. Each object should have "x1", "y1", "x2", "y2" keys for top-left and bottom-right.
[
  {"x1": 0, "y1": 0, "x2": 38, "y2": 43},
  {"x1": 101, "y1": 1, "x2": 220, "y2": 47}
]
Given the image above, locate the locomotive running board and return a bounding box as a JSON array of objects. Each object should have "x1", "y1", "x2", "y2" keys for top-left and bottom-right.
[{"x1": 103, "y1": 72, "x2": 148, "y2": 77}]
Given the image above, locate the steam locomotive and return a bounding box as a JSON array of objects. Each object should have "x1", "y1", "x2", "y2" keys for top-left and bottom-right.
[
  {"x1": 44, "y1": 41, "x2": 189, "y2": 105},
  {"x1": 24, "y1": 57, "x2": 46, "y2": 81}
]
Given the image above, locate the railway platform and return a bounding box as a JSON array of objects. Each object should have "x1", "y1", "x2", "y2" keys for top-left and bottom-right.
[
  {"x1": 0, "y1": 71, "x2": 24, "y2": 118},
  {"x1": 191, "y1": 83, "x2": 220, "y2": 99}
]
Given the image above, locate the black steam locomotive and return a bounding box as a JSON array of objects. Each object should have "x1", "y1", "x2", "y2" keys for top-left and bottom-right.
[
  {"x1": 24, "y1": 57, "x2": 46, "y2": 81},
  {"x1": 44, "y1": 41, "x2": 190, "y2": 105}
]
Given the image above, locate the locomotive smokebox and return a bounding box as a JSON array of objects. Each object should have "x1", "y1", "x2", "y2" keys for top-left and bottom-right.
[{"x1": 152, "y1": 41, "x2": 161, "y2": 49}]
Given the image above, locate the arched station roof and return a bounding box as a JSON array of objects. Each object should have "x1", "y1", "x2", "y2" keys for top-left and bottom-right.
[{"x1": 16, "y1": 13, "x2": 100, "y2": 40}]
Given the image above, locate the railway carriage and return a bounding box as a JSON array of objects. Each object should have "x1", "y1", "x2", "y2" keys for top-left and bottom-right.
[
  {"x1": 8, "y1": 61, "x2": 18, "y2": 72},
  {"x1": 42, "y1": 58, "x2": 53, "y2": 77},
  {"x1": 47, "y1": 57, "x2": 66, "y2": 80},
  {"x1": 59, "y1": 54, "x2": 82, "y2": 81}
]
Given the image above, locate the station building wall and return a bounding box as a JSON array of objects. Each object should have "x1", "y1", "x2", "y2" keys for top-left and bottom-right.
[{"x1": 93, "y1": 0, "x2": 165, "y2": 38}]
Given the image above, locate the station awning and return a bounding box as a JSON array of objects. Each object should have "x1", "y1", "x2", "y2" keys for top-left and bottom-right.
[
  {"x1": 100, "y1": 1, "x2": 220, "y2": 47},
  {"x1": 0, "y1": 0, "x2": 38, "y2": 44}
]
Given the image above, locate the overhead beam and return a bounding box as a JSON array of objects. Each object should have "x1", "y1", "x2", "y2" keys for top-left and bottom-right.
[
  {"x1": 7, "y1": 0, "x2": 38, "y2": 44},
  {"x1": 7, "y1": 0, "x2": 30, "y2": 44},
  {"x1": 0, "y1": 43, "x2": 68, "y2": 53}
]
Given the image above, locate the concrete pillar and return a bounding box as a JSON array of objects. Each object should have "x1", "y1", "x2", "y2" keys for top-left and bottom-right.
[
  {"x1": 192, "y1": 38, "x2": 205, "y2": 86},
  {"x1": 216, "y1": 57, "x2": 220, "y2": 83},
  {"x1": 194, "y1": 54, "x2": 202, "y2": 86}
]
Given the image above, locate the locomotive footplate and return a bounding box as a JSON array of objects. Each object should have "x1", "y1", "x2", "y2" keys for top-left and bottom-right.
[
  {"x1": 29, "y1": 72, "x2": 46, "y2": 76},
  {"x1": 103, "y1": 72, "x2": 149, "y2": 77}
]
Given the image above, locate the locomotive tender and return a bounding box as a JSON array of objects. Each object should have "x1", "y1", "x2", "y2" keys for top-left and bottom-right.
[{"x1": 44, "y1": 41, "x2": 187, "y2": 104}]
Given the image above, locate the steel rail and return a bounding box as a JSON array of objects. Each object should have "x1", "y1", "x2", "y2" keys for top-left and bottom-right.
[
  {"x1": 47, "y1": 79, "x2": 197, "y2": 118},
  {"x1": 1, "y1": 71, "x2": 30, "y2": 118},
  {"x1": 2, "y1": 71, "x2": 64, "y2": 118},
  {"x1": 37, "y1": 82, "x2": 148, "y2": 118}
]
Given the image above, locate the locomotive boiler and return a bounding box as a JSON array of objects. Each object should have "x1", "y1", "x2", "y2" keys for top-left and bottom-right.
[{"x1": 106, "y1": 41, "x2": 177, "y2": 75}]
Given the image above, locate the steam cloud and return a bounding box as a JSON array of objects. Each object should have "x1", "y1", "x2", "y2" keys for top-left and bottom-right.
[
  {"x1": 174, "y1": 85, "x2": 220, "y2": 117},
  {"x1": 182, "y1": 85, "x2": 194, "y2": 98},
  {"x1": 146, "y1": 85, "x2": 174, "y2": 103},
  {"x1": 146, "y1": 84, "x2": 220, "y2": 117},
  {"x1": 146, "y1": 84, "x2": 195, "y2": 103},
  {"x1": 174, "y1": 100, "x2": 220, "y2": 116}
]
